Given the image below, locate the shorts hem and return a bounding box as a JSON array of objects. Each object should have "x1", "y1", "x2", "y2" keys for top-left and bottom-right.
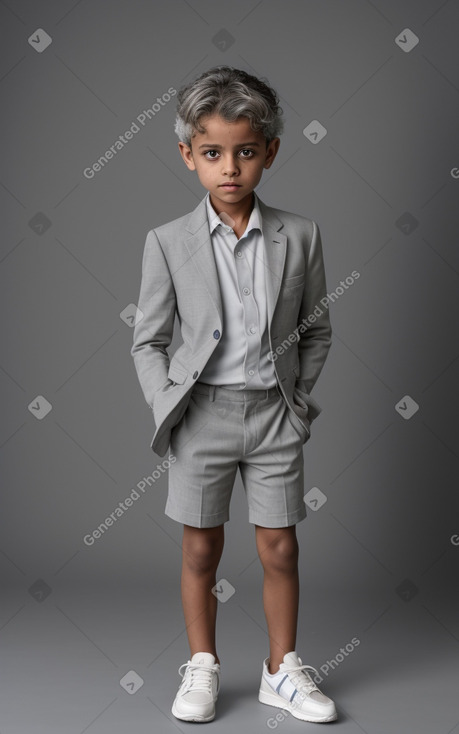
[
  {"x1": 165, "y1": 502, "x2": 229, "y2": 528},
  {"x1": 248, "y1": 507, "x2": 307, "y2": 528}
]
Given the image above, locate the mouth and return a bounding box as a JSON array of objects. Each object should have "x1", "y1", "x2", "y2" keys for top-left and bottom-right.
[{"x1": 219, "y1": 183, "x2": 242, "y2": 189}]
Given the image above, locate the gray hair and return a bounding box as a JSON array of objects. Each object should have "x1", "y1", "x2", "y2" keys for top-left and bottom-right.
[{"x1": 174, "y1": 66, "x2": 284, "y2": 147}]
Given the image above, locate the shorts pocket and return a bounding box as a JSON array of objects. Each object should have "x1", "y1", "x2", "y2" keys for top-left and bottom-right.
[{"x1": 286, "y1": 406, "x2": 310, "y2": 444}]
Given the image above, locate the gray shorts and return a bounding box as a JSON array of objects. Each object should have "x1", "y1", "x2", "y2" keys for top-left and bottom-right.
[{"x1": 165, "y1": 382, "x2": 308, "y2": 528}]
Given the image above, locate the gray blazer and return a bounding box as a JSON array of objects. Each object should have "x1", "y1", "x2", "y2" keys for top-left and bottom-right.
[{"x1": 131, "y1": 194, "x2": 332, "y2": 457}]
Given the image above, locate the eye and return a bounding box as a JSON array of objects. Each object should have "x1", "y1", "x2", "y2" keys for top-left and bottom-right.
[
  {"x1": 204, "y1": 150, "x2": 220, "y2": 159},
  {"x1": 239, "y1": 149, "x2": 255, "y2": 158}
]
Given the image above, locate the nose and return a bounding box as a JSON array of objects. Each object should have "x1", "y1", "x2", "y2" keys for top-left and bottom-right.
[{"x1": 221, "y1": 154, "x2": 239, "y2": 176}]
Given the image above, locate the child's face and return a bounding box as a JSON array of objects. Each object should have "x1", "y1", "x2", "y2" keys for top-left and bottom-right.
[{"x1": 178, "y1": 113, "x2": 280, "y2": 211}]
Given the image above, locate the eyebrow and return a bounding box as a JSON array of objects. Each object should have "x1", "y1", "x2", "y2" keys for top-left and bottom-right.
[{"x1": 198, "y1": 142, "x2": 262, "y2": 149}]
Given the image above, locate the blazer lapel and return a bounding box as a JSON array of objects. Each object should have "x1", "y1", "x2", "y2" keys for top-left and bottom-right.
[
  {"x1": 183, "y1": 194, "x2": 287, "y2": 328},
  {"x1": 257, "y1": 197, "x2": 287, "y2": 327},
  {"x1": 184, "y1": 197, "x2": 223, "y2": 321}
]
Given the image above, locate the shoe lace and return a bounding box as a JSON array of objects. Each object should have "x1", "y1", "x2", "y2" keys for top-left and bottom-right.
[
  {"x1": 178, "y1": 661, "x2": 220, "y2": 694},
  {"x1": 283, "y1": 660, "x2": 320, "y2": 694}
]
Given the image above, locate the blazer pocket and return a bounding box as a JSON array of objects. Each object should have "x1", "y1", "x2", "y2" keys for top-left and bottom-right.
[
  {"x1": 167, "y1": 362, "x2": 187, "y2": 385},
  {"x1": 282, "y1": 274, "x2": 305, "y2": 290}
]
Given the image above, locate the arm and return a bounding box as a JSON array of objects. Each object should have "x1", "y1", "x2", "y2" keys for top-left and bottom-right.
[
  {"x1": 297, "y1": 220, "x2": 332, "y2": 394},
  {"x1": 131, "y1": 229, "x2": 176, "y2": 410}
]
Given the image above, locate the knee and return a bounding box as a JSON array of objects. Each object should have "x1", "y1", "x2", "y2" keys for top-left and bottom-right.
[
  {"x1": 182, "y1": 527, "x2": 224, "y2": 575},
  {"x1": 259, "y1": 531, "x2": 299, "y2": 574}
]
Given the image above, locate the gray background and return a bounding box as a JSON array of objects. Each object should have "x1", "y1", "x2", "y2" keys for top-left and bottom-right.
[{"x1": 1, "y1": 0, "x2": 459, "y2": 732}]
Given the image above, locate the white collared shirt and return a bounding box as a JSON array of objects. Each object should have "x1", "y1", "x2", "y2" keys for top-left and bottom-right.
[{"x1": 199, "y1": 191, "x2": 277, "y2": 389}]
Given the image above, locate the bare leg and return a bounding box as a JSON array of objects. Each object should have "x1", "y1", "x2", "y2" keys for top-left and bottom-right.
[
  {"x1": 181, "y1": 524, "x2": 225, "y2": 664},
  {"x1": 255, "y1": 525, "x2": 299, "y2": 674}
]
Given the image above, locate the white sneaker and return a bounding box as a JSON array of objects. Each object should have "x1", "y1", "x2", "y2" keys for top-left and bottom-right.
[
  {"x1": 259, "y1": 651, "x2": 337, "y2": 723},
  {"x1": 171, "y1": 652, "x2": 220, "y2": 722}
]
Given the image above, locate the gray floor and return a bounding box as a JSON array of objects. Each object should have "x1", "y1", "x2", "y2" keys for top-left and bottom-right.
[{"x1": 1, "y1": 578, "x2": 458, "y2": 734}]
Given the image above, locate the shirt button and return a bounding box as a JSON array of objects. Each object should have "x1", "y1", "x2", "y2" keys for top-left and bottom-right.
[
  {"x1": 213, "y1": 330, "x2": 220, "y2": 339},
  {"x1": 236, "y1": 250, "x2": 243, "y2": 258},
  {"x1": 248, "y1": 369, "x2": 255, "y2": 376},
  {"x1": 249, "y1": 326, "x2": 257, "y2": 334},
  {"x1": 242, "y1": 287, "x2": 251, "y2": 295},
  {"x1": 192, "y1": 371, "x2": 198, "y2": 379}
]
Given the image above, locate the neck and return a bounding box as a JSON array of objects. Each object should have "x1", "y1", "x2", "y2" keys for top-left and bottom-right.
[{"x1": 209, "y1": 191, "x2": 254, "y2": 224}]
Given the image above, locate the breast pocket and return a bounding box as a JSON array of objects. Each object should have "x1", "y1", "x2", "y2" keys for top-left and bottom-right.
[
  {"x1": 280, "y1": 275, "x2": 305, "y2": 313},
  {"x1": 281, "y1": 274, "x2": 304, "y2": 297}
]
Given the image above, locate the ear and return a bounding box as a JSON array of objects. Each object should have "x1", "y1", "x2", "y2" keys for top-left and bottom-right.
[
  {"x1": 264, "y1": 137, "x2": 280, "y2": 170},
  {"x1": 178, "y1": 142, "x2": 196, "y2": 171}
]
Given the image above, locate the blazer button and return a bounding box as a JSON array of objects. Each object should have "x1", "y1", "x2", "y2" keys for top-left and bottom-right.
[
  {"x1": 193, "y1": 371, "x2": 198, "y2": 379},
  {"x1": 213, "y1": 330, "x2": 220, "y2": 340}
]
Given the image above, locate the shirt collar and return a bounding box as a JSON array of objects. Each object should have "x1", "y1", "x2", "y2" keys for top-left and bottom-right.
[{"x1": 205, "y1": 191, "x2": 262, "y2": 237}]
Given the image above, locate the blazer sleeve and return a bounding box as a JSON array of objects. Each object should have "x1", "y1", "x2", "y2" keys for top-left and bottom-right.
[
  {"x1": 297, "y1": 220, "x2": 332, "y2": 394},
  {"x1": 130, "y1": 229, "x2": 176, "y2": 410}
]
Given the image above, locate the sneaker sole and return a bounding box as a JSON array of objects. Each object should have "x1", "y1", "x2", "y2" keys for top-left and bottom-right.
[
  {"x1": 171, "y1": 701, "x2": 216, "y2": 723},
  {"x1": 258, "y1": 688, "x2": 337, "y2": 723}
]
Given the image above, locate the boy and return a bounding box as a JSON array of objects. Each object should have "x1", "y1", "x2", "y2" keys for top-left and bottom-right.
[{"x1": 131, "y1": 66, "x2": 336, "y2": 724}]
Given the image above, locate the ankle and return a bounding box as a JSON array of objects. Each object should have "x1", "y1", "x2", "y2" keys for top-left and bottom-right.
[{"x1": 267, "y1": 659, "x2": 281, "y2": 675}]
